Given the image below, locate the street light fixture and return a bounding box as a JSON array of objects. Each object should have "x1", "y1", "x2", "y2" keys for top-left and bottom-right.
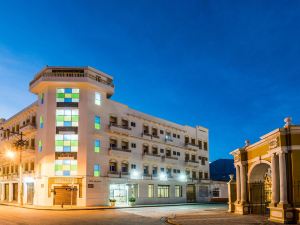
[
  {"x1": 5, "y1": 150, "x2": 16, "y2": 159},
  {"x1": 0, "y1": 128, "x2": 28, "y2": 207}
]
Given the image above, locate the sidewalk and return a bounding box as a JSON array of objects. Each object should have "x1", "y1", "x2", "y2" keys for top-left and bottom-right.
[{"x1": 0, "y1": 202, "x2": 211, "y2": 211}]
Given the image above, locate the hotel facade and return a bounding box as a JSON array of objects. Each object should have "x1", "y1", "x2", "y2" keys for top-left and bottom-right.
[{"x1": 0, "y1": 66, "x2": 213, "y2": 207}]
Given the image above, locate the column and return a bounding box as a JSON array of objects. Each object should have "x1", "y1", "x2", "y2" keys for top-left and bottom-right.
[
  {"x1": 279, "y1": 152, "x2": 288, "y2": 205},
  {"x1": 271, "y1": 153, "x2": 279, "y2": 204},
  {"x1": 240, "y1": 164, "x2": 247, "y2": 203},
  {"x1": 236, "y1": 165, "x2": 241, "y2": 203}
]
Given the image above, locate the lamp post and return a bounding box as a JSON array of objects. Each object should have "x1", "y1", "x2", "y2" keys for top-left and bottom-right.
[{"x1": 1, "y1": 128, "x2": 27, "y2": 206}]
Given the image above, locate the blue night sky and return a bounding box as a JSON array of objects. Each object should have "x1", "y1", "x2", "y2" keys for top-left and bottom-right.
[{"x1": 0, "y1": 1, "x2": 299, "y2": 161}]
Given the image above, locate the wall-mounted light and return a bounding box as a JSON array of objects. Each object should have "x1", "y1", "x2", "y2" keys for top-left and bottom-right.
[
  {"x1": 6, "y1": 150, "x2": 15, "y2": 159},
  {"x1": 159, "y1": 172, "x2": 167, "y2": 181},
  {"x1": 179, "y1": 174, "x2": 187, "y2": 182},
  {"x1": 130, "y1": 170, "x2": 140, "y2": 179}
]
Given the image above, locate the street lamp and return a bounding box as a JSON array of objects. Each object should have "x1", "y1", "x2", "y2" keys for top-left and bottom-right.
[
  {"x1": 1, "y1": 128, "x2": 28, "y2": 207},
  {"x1": 5, "y1": 150, "x2": 16, "y2": 159}
]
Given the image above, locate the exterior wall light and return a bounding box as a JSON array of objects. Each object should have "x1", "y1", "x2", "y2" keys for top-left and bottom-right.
[
  {"x1": 24, "y1": 176, "x2": 35, "y2": 183},
  {"x1": 130, "y1": 170, "x2": 140, "y2": 179},
  {"x1": 159, "y1": 172, "x2": 168, "y2": 181},
  {"x1": 179, "y1": 174, "x2": 187, "y2": 182}
]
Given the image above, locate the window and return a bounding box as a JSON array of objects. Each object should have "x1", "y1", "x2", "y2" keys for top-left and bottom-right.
[
  {"x1": 198, "y1": 140, "x2": 202, "y2": 149},
  {"x1": 175, "y1": 185, "x2": 182, "y2": 197},
  {"x1": 160, "y1": 149, "x2": 164, "y2": 153},
  {"x1": 55, "y1": 134, "x2": 78, "y2": 152},
  {"x1": 40, "y1": 116, "x2": 44, "y2": 128},
  {"x1": 177, "y1": 152, "x2": 180, "y2": 156},
  {"x1": 160, "y1": 168, "x2": 164, "y2": 172},
  {"x1": 157, "y1": 185, "x2": 169, "y2": 198},
  {"x1": 152, "y1": 166, "x2": 158, "y2": 176},
  {"x1": 121, "y1": 162, "x2": 128, "y2": 173},
  {"x1": 201, "y1": 158, "x2": 206, "y2": 165},
  {"x1": 109, "y1": 161, "x2": 117, "y2": 173},
  {"x1": 56, "y1": 109, "x2": 79, "y2": 127},
  {"x1": 95, "y1": 116, "x2": 101, "y2": 130},
  {"x1": 177, "y1": 134, "x2": 180, "y2": 139},
  {"x1": 199, "y1": 172, "x2": 203, "y2": 179},
  {"x1": 95, "y1": 92, "x2": 101, "y2": 105},
  {"x1": 148, "y1": 184, "x2": 154, "y2": 198},
  {"x1": 131, "y1": 122, "x2": 136, "y2": 127},
  {"x1": 40, "y1": 93, "x2": 44, "y2": 104},
  {"x1": 173, "y1": 151, "x2": 176, "y2": 156},
  {"x1": 204, "y1": 172, "x2": 209, "y2": 179},
  {"x1": 131, "y1": 164, "x2": 136, "y2": 169},
  {"x1": 56, "y1": 88, "x2": 80, "y2": 103},
  {"x1": 160, "y1": 130, "x2": 164, "y2": 134},
  {"x1": 212, "y1": 188, "x2": 220, "y2": 197},
  {"x1": 38, "y1": 140, "x2": 42, "y2": 152},
  {"x1": 131, "y1": 143, "x2": 136, "y2": 148},
  {"x1": 94, "y1": 164, "x2": 100, "y2": 177},
  {"x1": 173, "y1": 133, "x2": 176, "y2": 138},
  {"x1": 143, "y1": 165, "x2": 149, "y2": 175},
  {"x1": 94, "y1": 140, "x2": 101, "y2": 153},
  {"x1": 55, "y1": 160, "x2": 77, "y2": 176},
  {"x1": 204, "y1": 142, "x2": 208, "y2": 150}
]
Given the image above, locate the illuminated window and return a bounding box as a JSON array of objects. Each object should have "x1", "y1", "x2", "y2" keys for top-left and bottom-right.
[
  {"x1": 55, "y1": 134, "x2": 78, "y2": 152},
  {"x1": 175, "y1": 185, "x2": 182, "y2": 197},
  {"x1": 95, "y1": 116, "x2": 101, "y2": 130},
  {"x1": 94, "y1": 164, "x2": 100, "y2": 177},
  {"x1": 157, "y1": 185, "x2": 169, "y2": 198},
  {"x1": 148, "y1": 184, "x2": 154, "y2": 198},
  {"x1": 40, "y1": 116, "x2": 44, "y2": 128},
  {"x1": 94, "y1": 140, "x2": 101, "y2": 153},
  {"x1": 55, "y1": 160, "x2": 77, "y2": 176},
  {"x1": 56, "y1": 88, "x2": 80, "y2": 103},
  {"x1": 95, "y1": 92, "x2": 101, "y2": 106},
  {"x1": 56, "y1": 109, "x2": 79, "y2": 127},
  {"x1": 39, "y1": 93, "x2": 44, "y2": 104},
  {"x1": 38, "y1": 140, "x2": 42, "y2": 152}
]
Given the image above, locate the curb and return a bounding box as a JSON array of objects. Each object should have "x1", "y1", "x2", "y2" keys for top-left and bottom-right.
[{"x1": 0, "y1": 202, "x2": 225, "y2": 211}]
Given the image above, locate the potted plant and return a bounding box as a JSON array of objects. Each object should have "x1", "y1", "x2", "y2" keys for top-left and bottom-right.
[
  {"x1": 129, "y1": 197, "x2": 136, "y2": 207},
  {"x1": 109, "y1": 199, "x2": 116, "y2": 207}
]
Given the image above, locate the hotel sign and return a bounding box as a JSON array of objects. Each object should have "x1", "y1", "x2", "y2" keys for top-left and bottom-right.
[{"x1": 55, "y1": 152, "x2": 77, "y2": 160}]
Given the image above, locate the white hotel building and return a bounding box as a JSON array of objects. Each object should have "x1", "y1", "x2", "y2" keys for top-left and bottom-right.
[{"x1": 0, "y1": 66, "x2": 212, "y2": 207}]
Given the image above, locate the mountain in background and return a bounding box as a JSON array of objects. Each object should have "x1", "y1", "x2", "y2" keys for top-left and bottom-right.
[{"x1": 210, "y1": 158, "x2": 235, "y2": 181}]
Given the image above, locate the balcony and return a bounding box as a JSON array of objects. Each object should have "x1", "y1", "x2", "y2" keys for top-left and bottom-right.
[
  {"x1": 162, "y1": 156, "x2": 178, "y2": 164},
  {"x1": 108, "y1": 147, "x2": 131, "y2": 158},
  {"x1": 184, "y1": 143, "x2": 199, "y2": 151},
  {"x1": 185, "y1": 160, "x2": 199, "y2": 167},
  {"x1": 109, "y1": 123, "x2": 132, "y2": 135},
  {"x1": 141, "y1": 132, "x2": 152, "y2": 140},
  {"x1": 19, "y1": 122, "x2": 37, "y2": 135},
  {"x1": 142, "y1": 153, "x2": 161, "y2": 162}
]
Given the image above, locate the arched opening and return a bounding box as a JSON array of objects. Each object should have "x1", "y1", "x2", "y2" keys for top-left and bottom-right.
[{"x1": 248, "y1": 163, "x2": 272, "y2": 215}]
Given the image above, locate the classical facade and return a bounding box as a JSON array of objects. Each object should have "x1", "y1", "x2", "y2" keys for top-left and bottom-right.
[
  {"x1": 0, "y1": 66, "x2": 211, "y2": 207},
  {"x1": 228, "y1": 118, "x2": 300, "y2": 224}
]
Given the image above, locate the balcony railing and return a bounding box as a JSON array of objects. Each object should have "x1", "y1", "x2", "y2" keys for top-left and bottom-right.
[
  {"x1": 184, "y1": 143, "x2": 199, "y2": 151},
  {"x1": 109, "y1": 123, "x2": 132, "y2": 130},
  {"x1": 30, "y1": 71, "x2": 114, "y2": 88},
  {"x1": 109, "y1": 147, "x2": 131, "y2": 153}
]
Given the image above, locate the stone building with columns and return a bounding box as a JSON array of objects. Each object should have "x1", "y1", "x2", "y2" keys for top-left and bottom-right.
[{"x1": 228, "y1": 118, "x2": 300, "y2": 224}]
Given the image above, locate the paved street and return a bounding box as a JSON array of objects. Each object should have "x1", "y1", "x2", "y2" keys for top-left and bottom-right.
[{"x1": 0, "y1": 204, "x2": 280, "y2": 225}]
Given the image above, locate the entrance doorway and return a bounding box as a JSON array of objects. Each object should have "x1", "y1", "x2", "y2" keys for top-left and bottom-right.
[
  {"x1": 249, "y1": 163, "x2": 272, "y2": 215},
  {"x1": 53, "y1": 186, "x2": 77, "y2": 206},
  {"x1": 27, "y1": 183, "x2": 34, "y2": 205},
  {"x1": 13, "y1": 183, "x2": 18, "y2": 201},
  {"x1": 186, "y1": 184, "x2": 196, "y2": 202},
  {"x1": 4, "y1": 184, "x2": 9, "y2": 201},
  {"x1": 109, "y1": 184, "x2": 138, "y2": 206},
  {"x1": 109, "y1": 184, "x2": 128, "y2": 206}
]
